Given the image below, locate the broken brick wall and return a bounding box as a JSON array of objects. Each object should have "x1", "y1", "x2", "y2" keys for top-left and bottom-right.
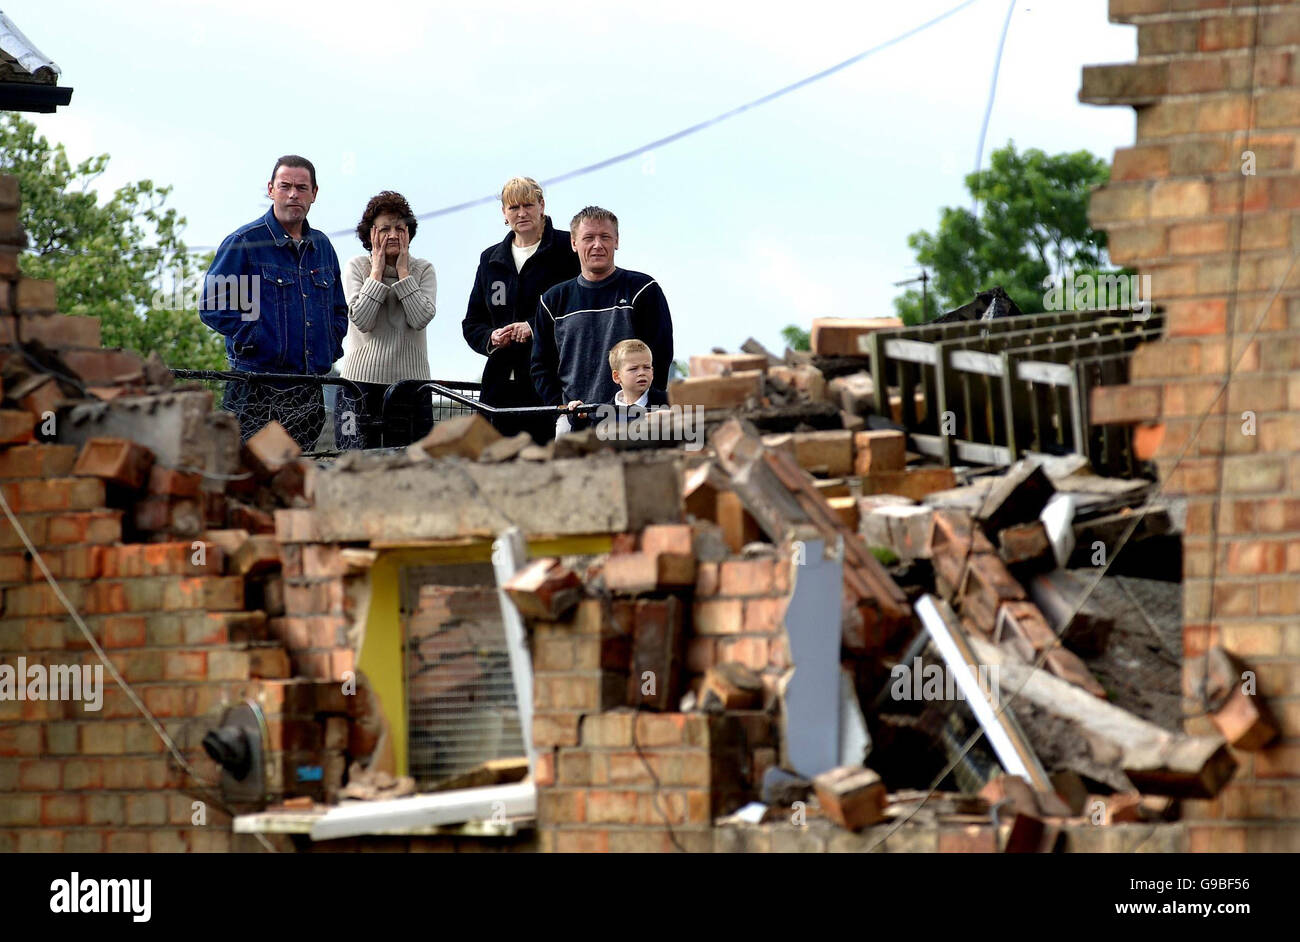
[
  {"x1": 528, "y1": 529, "x2": 794, "y2": 852},
  {"x1": 0, "y1": 444, "x2": 360, "y2": 851},
  {"x1": 1084, "y1": 0, "x2": 1300, "y2": 850},
  {"x1": 0, "y1": 173, "x2": 362, "y2": 852}
]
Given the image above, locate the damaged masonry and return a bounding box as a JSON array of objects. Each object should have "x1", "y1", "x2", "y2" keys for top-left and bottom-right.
[
  {"x1": 0, "y1": 180, "x2": 1281, "y2": 851},
  {"x1": 5, "y1": 0, "x2": 1300, "y2": 851}
]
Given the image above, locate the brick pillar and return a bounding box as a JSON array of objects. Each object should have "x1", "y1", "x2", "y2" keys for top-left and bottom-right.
[{"x1": 1084, "y1": 0, "x2": 1300, "y2": 851}]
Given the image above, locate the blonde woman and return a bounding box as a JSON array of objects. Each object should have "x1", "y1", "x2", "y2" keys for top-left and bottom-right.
[{"x1": 462, "y1": 176, "x2": 578, "y2": 443}]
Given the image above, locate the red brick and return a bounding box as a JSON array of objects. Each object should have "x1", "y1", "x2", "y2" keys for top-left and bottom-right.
[
  {"x1": 162, "y1": 651, "x2": 206, "y2": 681},
  {"x1": 0, "y1": 551, "x2": 26, "y2": 583},
  {"x1": 639, "y1": 524, "x2": 693, "y2": 557},
  {"x1": 244, "y1": 421, "x2": 301, "y2": 475},
  {"x1": 249, "y1": 647, "x2": 290, "y2": 679},
  {"x1": 553, "y1": 829, "x2": 608, "y2": 853},
  {"x1": 633, "y1": 713, "x2": 698, "y2": 748},
  {"x1": 685, "y1": 637, "x2": 716, "y2": 673},
  {"x1": 718, "y1": 636, "x2": 770, "y2": 671},
  {"x1": 0, "y1": 443, "x2": 77, "y2": 479},
  {"x1": 22, "y1": 618, "x2": 65, "y2": 650},
  {"x1": 147, "y1": 464, "x2": 202, "y2": 498},
  {"x1": 938, "y1": 824, "x2": 998, "y2": 853},
  {"x1": 853, "y1": 430, "x2": 906, "y2": 474},
  {"x1": 329, "y1": 648, "x2": 354, "y2": 681},
  {"x1": 742, "y1": 597, "x2": 787, "y2": 634},
  {"x1": 0, "y1": 410, "x2": 34, "y2": 444},
  {"x1": 538, "y1": 788, "x2": 586, "y2": 825},
  {"x1": 693, "y1": 599, "x2": 742, "y2": 635},
  {"x1": 62, "y1": 759, "x2": 103, "y2": 790},
  {"x1": 73, "y1": 438, "x2": 155, "y2": 489},
  {"x1": 587, "y1": 789, "x2": 640, "y2": 824},
  {"x1": 534, "y1": 751, "x2": 556, "y2": 787},
  {"x1": 101, "y1": 615, "x2": 147, "y2": 648},
  {"x1": 718, "y1": 558, "x2": 778, "y2": 596},
  {"x1": 46, "y1": 510, "x2": 121, "y2": 545},
  {"x1": 79, "y1": 723, "x2": 126, "y2": 755},
  {"x1": 18, "y1": 759, "x2": 61, "y2": 790},
  {"x1": 301, "y1": 544, "x2": 345, "y2": 577},
  {"x1": 534, "y1": 712, "x2": 581, "y2": 747},
  {"x1": 104, "y1": 831, "x2": 149, "y2": 853},
  {"x1": 668, "y1": 371, "x2": 763, "y2": 409},
  {"x1": 3, "y1": 477, "x2": 106, "y2": 513},
  {"x1": 602, "y1": 551, "x2": 695, "y2": 593},
  {"x1": 695, "y1": 562, "x2": 720, "y2": 596},
  {"x1": 40, "y1": 795, "x2": 82, "y2": 826},
  {"x1": 41, "y1": 545, "x2": 105, "y2": 581},
  {"x1": 1090, "y1": 384, "x2": 1161, "y2": 425}
]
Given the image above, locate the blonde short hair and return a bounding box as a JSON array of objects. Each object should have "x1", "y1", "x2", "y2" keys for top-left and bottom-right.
[
  {"x1": 609, "y1": 338, "x2": 652, "y2": 373},
  {"x1": 500, "y1": 176, "x2": 543, "y2": 206}
]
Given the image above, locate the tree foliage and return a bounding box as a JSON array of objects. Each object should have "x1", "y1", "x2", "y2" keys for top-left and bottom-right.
[
  {"x1": 0, "y1": 113, "x2": 223, "y2": 370},
  {"x1": 781, "y1": 324, "x2": 811, "y2": 352},
  {"x1": 894, "y1": 142, "x2": 1113, "y2": 325}
]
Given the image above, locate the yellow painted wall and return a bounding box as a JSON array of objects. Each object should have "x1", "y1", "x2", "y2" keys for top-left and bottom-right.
[{"x1": 355, "y1": 536, "x2": 612, "y2": 777}]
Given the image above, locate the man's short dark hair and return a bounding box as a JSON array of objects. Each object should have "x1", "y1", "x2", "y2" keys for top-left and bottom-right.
[
  {"x1": 355, "y1": 191, "x2": 418, "y2": 249},
  {"x1": 570, "y1": 206, "x2": 618, "y2": 237},
  {"x1": 271, "y1": 155, "x2": 317, "y2": 190}
]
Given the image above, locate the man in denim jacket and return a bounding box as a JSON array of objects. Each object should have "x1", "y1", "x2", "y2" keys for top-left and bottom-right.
[{"x1": 199, "y1": 155, "x2": 348, "y2": 449}]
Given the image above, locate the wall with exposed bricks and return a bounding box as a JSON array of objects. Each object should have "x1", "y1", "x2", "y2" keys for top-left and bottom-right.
[
  {"x1": 1084, "y1": 0, "x2": 1300, "y2": 850},
  {"x1": 0, "y1": 175, "x2": 364, "y2": 852}
]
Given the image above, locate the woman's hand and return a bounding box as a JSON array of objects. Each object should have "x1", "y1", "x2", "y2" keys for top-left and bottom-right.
[
  {"x1": 489, "y1": 326, "x2": 512, "y2": 349},
  {"x1": 395, "y1": 228, "x2": 411, "y2": 281},
  {"x1": 369, "y1": 226, "x2": 386, "y2": 281}
]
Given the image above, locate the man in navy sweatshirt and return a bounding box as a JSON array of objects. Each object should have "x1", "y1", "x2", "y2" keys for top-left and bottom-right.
[{"x1": 530, "y1": 206, "x2": 673, "y2": 418}]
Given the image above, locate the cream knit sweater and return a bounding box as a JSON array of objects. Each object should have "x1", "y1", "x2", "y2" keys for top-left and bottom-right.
[{"x1": 340, "y1": 254, "x2": 436, "y2": 384}]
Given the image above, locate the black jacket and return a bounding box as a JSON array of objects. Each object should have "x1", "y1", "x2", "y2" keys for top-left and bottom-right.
[
  {"x1": 463, "y1": 217, "x2": 580, "y2": 406},
  {"x1": 530, "y1": 269, "x2": 673, "y2": 408}
]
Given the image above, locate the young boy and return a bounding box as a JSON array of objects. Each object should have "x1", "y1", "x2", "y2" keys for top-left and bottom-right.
[{"x1": 557, "y1": 338, "x2": 668, "y2": 437}]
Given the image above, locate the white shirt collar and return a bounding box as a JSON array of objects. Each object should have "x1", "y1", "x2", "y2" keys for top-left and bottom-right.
[{"x1": 614, "y1": 389, "x2": 650, "y2": 407}]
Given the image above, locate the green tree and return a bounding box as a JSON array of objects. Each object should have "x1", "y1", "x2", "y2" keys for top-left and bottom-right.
[
  {"x1": 894, "y1": 142, "x2": 1113, "y2": 325},
  {"x1": 0, "y1": 113, "x2": 223, "y2": 370},
  {"x1": 781, "y1": 325, "x2": 810, "y2": 352}
]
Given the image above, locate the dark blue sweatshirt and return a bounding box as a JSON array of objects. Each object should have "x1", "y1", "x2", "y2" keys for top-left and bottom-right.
[{"x1": 530, "y1": 268, "x2": 673, "y2": 406}]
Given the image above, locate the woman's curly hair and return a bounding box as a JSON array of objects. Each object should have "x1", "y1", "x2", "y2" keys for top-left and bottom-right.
[{"x1": 356, "y1": 191, "x2": 418, "y2": 249}]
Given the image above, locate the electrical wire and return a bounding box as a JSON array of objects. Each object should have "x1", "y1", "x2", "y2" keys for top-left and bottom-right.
[
  {"x1": 970, "y1": 0, "x2": 1017, "y2": 219},
  {"x1": 0, "y1": 487, "x2": 277, "y2": 852},
  {"x1": 183, "y1": 0, "x2": 986, "y2": 250}
]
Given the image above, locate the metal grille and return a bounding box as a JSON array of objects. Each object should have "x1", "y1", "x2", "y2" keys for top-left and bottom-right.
[
  {"x1": 170, "y1": 370, "x2": 482, "y2": 455},
  {"x1": 864, "y1": 310, "x2": 1163, "y2": 474},
  {"x1": 401, "y1": 574, "x2": 525, "y2": 788},
  {"x1": 429, "y1": 382, "x2": 480, "y2": 424}
]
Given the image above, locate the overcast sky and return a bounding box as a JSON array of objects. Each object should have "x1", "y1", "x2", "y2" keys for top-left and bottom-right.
[{"x1": 22, "y1": 0, "x2": 1136, "y2": 382}]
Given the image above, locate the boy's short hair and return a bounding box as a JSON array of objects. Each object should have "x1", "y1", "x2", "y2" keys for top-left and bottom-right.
[{"x1": 609, "y1": 338, "x2": 652, "y2": 372}]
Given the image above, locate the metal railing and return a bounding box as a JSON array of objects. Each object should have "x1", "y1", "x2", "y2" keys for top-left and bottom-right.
[
  {"x1": 864, "y1": 309, "x2": 1164, "y2": 474},
  {"x1": 171, "y1": 369, "x2": 486, "y2": 455},
  {"x1": 170, "y1": 369, "x2": 602, "y2": 455}
]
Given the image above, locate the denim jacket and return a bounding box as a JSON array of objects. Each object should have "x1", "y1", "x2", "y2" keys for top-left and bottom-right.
[{"x1": 198, "y1": 208, "x2": 348, "y2": 375}]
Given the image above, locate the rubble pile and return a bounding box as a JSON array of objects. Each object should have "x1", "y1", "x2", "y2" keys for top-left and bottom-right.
[{"x1": 0, "y1": 160, "x2": 1284, "y2": 852}]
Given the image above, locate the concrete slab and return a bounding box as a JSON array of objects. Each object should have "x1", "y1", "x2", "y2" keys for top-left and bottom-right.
[{"x1": 307, "y1": 451, "x2": 682, "y2": 543}]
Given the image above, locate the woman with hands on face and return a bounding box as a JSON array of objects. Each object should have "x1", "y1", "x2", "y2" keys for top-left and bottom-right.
[{"x1": 338, "y1": 190, "x2": 437, "y2": 449}]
